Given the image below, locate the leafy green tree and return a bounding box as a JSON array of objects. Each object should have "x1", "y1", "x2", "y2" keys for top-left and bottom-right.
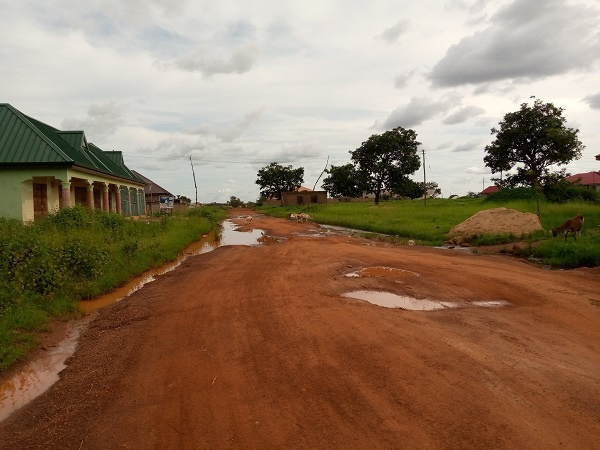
[
  {"x1": 484, "y1": 98, "x2": 584, "y2": 188},
  {"x1": 255, "y1": 162, "x2": 304, "y2": 200},
  {"x1": 391, "y1": 178, "x2": 422, "y2": 199},
  {"x1": 228, "y1": 196, "x2": 243, "y2": 207},
  {"x1": 351, "y1": 127, "x2": 421, "y2": 205},
  {"x1": 391, "y1": 180, "x2": 441, "y2": 199},
  {"x1": 322, "y1": 164, "x2": 365, "y2": 198}
]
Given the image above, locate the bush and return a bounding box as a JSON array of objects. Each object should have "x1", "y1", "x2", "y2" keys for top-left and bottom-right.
[
  {"x1": 484, "y1": 187, "x2": 539, "y2": 202},
  {"x1": 544, "y1": 181, "x2": 600, "y2": 204},
  {"x1": 0, "y1": 205, "x2": 227, "y2": 371}
]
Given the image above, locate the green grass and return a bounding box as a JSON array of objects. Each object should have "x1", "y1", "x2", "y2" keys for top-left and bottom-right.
[
  {"x1": 0, "y1": 205, "x2": 227, "y2": 372},
  {"x1": 258, "y1": 198, "x2": 600, "y2": 266}
]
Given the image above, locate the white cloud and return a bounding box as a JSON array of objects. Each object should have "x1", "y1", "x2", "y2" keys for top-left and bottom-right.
[
  {"x1": 61, "y1": 102, "x2": 125, "y2": 138},
  {"x1": 379, "y1": 96, "x2": 459, "y2": 129},
  {"x1": 430, "y1": 0, "x2": 600, "y2": 87},
  {"x1": 173, "y1": 44, "x2": 259, "y2": 77},
  {"x1": 378, "y1": 20, "x2": 409, "y2": 44},
  {"x1": 443, "y1": 106, "x2": 485, "y2": 124},
  {"x1": 584, "y1": 92, "x2": 600, "y2": 110}
]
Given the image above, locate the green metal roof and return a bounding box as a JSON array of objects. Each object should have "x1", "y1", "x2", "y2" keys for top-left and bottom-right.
[{"x1": 0, "y1": 103, "x2": 142, "y2": 184}]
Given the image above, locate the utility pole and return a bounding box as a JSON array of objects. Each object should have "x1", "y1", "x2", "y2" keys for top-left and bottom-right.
[
  {"x1": 189, "y1": 155, "x2": 198, "y2": 206},
  {"x1": 423, "y1": 149, "x2": 427, "y2": 206}
]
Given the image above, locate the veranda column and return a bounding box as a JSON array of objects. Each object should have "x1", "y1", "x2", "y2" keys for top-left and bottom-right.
[
  {"x1": 139, "y1": 189, "x2": 146, "y2": 215},
  {"x1": 60, "y1": 181, "x2": 72, "y2": 209},
  {"x1": 115, "y1": 187, "x2": 122, "y2": 215},
  {"x1": 86, "y1": 183, "x2": 94, "y2": 209},
  {"x1": 127, "y1": 188, "x2": 132, "y2": 217},
  {"x1": 102, "y1": 185, "x2": 109, "y2": 212}
]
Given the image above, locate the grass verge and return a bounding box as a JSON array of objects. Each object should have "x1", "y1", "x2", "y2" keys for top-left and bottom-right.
[
  {"x1": 0, "y1": 205, "x2": 226, "y2": 372},
  {"x1": 258, "y1": 198, "x2": 600, "y2": 267}
]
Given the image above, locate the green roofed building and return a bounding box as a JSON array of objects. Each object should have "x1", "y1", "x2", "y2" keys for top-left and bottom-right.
[{"x1": 0, "y1": 103, "x2": 146, "y2": 222}]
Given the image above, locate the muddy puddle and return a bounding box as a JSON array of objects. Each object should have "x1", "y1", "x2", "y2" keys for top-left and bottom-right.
[
  {"x1": 81, "y1": 220, "x2": 264, "y2": 314},
  {"x1": 343, "y1": 290, "x2": 510, "y2": 311},
  {"x1": 0, "y1": 219, "x2": 263, "y2": 422},
  {"x1": 345, "y1": 266, "x2": 420, "y2": 278},
  {"x1": 0, "y1": 318, "x2": 91, "y2": 422}
]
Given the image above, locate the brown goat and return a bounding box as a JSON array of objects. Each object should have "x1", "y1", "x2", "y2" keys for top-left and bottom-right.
[{"x1": 552, "y1": 214, "x2": 584, "y2": 241}]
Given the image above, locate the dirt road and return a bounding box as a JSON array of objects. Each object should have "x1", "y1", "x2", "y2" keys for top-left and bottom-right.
[{"x1": 1, "y1": 209, "x2": 600, "y2": 449}]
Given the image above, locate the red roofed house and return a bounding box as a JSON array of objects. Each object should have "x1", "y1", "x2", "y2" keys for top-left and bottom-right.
[
  {"x1": 480, "y1": 185, "x2": 500, "y2": 197},
  {"x1": 566, "y1": 172, "x2": 600, "y2": 191}
]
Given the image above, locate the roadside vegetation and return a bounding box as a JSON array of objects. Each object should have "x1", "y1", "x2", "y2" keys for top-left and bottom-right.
[
  {"x1": 0, "y1": 205, "x2": 226, "y2": 372},
  {"x1": 258, "y1": 193, "x2": 600, "y2": 269}
]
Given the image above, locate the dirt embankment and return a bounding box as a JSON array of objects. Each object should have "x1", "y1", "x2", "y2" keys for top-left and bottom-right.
[
  {"x1": 448, "y1": 207, "x2": 544, "y2": 245},
  {"x1": 1, "y1": 209, "x2": 599, "y2": 449}
]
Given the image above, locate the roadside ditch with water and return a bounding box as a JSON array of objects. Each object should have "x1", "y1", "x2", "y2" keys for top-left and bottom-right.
[{"x1": 0, "y1": 218, "x2": 265, "y2": 422}]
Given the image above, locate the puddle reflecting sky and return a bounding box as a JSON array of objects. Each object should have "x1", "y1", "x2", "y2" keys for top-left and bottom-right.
[
  {"x1": 219, "y1": 221, "x2": 264, "y2": 246},
  {"x1": 0, "y1": 317, "x2": 90, "y2": 422},
  {"x1": 343, "y1": 290, "x2": 459, "y2": 310}
]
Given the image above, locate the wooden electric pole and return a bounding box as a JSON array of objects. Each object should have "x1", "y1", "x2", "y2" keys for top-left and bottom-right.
[
  {"x1": 423, "y1": 149, "x2": 427, "y2": 207},
  {"x1": 189, "y1": 155, "x2": 198, "y2": 206}
]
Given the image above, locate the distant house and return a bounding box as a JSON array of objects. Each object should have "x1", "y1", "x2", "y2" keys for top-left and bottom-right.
[
  {"x1": 566, "y1": 171, "x2": 600, "y2": 191},
  {"x1": 133, "y1": 170, "x2": 172, "y2": 214},
  {"x1": 0, "y1": 103, "x2": 145, "y2": 222},
  {"x1": 281, "y1": 189, "x2": 327, "y2": 206},
  {"x1": 480, "y1": 186, "x2": 500, "y2": 197}
]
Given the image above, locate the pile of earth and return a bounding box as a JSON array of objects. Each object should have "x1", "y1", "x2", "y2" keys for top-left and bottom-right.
[{"x1": 447, "y1": 208, "x2": 544, "y2": 246}]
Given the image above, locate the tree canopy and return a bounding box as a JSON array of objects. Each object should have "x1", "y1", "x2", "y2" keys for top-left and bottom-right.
[
  {"x1": 483, "y1": 98, "x2": 584, "y2": 188},
  {"x1": 350, "y1": 127, "x2": 421, "y2": 204},
  {"x1": 255, "y1": 162, "x2": 304, "y2": 200},
  {"x1": 321, "y1": 164, "x2": 365, "y2": 199}
]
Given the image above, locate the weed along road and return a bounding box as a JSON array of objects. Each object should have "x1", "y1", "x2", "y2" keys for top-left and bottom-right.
[{"x1": 1, "y1": 209, "x2": 600, "y2": 449}]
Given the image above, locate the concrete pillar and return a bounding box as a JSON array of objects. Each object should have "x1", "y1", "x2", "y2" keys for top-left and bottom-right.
[
  {"x1": 86, "y1": 183, "x2": 94, "y2": 209},
  {"x1": 139, "y1": 189, "x2": 145, "y2": 215},
  {"x1": 115, "y1": 187, "x2": 122, "y2": 215},
  {"x1": 127, "y1": 188, "x2": 132, "y2": 217},
  {"x1": 61, "y1": 181, "x2": 71, "y2": 209},
  {"x1": 102, "y1": 185, "x2": 109, "y2": 212}
]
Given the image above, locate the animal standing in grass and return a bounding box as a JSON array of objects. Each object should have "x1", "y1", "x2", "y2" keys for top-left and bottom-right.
[{"x1": 552, "y1": 214, "x2": 584, "y2": 241}]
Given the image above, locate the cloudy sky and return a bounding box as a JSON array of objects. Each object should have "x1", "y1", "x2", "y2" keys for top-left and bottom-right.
[{"x1": 1, "y1": 0, "x2": 599, "y2": 202}]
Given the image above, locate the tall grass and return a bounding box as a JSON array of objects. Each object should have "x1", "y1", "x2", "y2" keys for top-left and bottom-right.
[
  {"x1": 258, "y1": 198, "x2": 600, "y2": 266},
  {"x1": 0, "y1": 205, "x2": 226, "y2": 371}
]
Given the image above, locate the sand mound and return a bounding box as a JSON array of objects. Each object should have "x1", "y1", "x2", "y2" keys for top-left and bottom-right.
[{"x1": 448, "y1": 208, "x2": 543, "y2": 244}]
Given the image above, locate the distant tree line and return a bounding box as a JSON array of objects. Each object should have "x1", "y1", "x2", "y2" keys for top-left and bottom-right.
[{"x1": 255, "y1": 97, "x2": 585, "y2": 204}]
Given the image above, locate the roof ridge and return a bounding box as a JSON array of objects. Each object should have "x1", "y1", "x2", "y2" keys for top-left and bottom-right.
[{"x1": 5, "y1": 105, "x2": 73, "y2": 162}]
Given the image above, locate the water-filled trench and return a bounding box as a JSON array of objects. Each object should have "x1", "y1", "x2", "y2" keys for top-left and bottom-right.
[{"x1": 0, "y1": 219, "x2": 263, "y2": 422}]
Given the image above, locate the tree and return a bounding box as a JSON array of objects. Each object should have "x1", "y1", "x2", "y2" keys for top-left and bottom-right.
[
  {"x1": 350, "y1": 127, "x2": 421, "y2": 205},
  {"x1": 321, "y1": 164, "x2": 365, "y2": 199},
  {"x1": 391, "y1": 180, "x2": 441, "y2": 199},
  {"x1": 228, "y1": 196, "x2": 243, "y2": 207},
  {"x1": 255, "y1": 162, "x2": 304, "y2": 200},
  {"x1": 391, "y1": 178, "x2": 422, "y2": 199},
  {"x1": 484, "y1": 98, "x2": 584, "y2": 188}
]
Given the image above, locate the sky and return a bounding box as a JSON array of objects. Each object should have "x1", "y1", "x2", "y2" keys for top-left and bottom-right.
[{"x1": 1, "y1": 0, "x2": 599, "y2": 202}]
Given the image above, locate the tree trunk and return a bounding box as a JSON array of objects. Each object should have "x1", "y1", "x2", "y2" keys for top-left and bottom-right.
[{"x1": 374, "y1": 190, "x2": 380, "y2": 205}]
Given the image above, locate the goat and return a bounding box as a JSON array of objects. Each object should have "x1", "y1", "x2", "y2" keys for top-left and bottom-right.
[
  {"x1": 297, "y1": 213, "x2": 312, "y2": 223},
  {"x1": 552, "y1": 214, "x2": 584, "y2": 241},
  {"x1": 244, "y1": 216, "x2": 253, "y2": 225}
]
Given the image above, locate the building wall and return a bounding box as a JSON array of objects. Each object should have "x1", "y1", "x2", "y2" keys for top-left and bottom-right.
[
  {"x1": 0, "y1": 167, "x2": 145, "y2": 222},
  {"x1": 281, "y1": 191, "x2": 327, "y2": 206}
]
